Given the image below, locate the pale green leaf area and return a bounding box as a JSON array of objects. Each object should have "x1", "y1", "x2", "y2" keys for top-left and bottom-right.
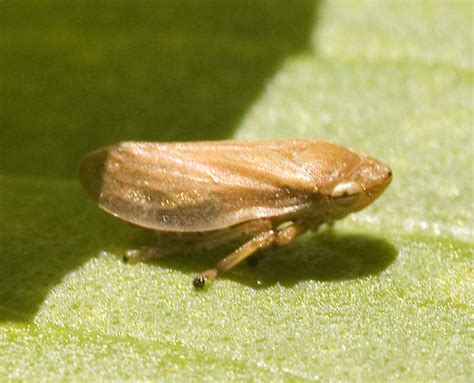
[{"x1": 0, "y1": 1, "x2": 472, "y2": 382}]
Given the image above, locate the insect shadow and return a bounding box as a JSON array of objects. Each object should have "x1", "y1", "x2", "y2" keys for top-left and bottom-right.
[{"x1": 153, "y1": 229, "x2": 398, "y2": 289}]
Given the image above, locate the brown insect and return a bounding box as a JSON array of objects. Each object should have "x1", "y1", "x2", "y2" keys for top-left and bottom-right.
[{"x1": 79, "y1": 140, "x2": 392, "y2": 288}]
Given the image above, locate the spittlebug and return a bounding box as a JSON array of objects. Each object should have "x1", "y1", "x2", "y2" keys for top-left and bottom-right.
[{"x1": 79, "y1": 140, "x2": 392, "y2": 288}]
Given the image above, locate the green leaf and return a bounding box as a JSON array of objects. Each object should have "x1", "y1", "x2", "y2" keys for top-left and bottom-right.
[{"x1": 0, "y1": 1, "x2": 471, "y2": 381}]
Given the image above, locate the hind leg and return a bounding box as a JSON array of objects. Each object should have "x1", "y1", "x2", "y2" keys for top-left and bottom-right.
[{"x1": 123, "y1": 220, "x2": 272, "y2": 264}]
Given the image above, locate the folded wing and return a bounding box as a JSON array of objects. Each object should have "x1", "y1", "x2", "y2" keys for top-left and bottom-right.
[{"x1": 79, "y1": 140, "x2": 321, "y2": 232}]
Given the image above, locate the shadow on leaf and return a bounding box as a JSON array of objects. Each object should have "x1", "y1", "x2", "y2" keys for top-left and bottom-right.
[
  {"x1": 155, "y1": 230, "x2": 398, "y2": 289},
  {"x1": 0, "y1": 179, "x2": 154, "y2": 322}
]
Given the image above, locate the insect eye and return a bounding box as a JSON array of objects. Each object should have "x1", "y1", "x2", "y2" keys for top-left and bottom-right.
[{"x1": 331, "y1": 182, "x2": 363, "y2": 207}]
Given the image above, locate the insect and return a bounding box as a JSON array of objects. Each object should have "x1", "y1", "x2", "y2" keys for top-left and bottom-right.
[{"x1": 79, "y1": 140, "x2": 392, "y2": 288}]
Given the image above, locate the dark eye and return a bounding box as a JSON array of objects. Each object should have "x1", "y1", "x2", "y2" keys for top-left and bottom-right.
[{"x1": 331, "y1": 182, "x2": 362, "y2": 207}]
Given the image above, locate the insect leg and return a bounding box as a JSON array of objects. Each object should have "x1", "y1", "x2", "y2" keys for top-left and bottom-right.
[
  {"x1": 253, "y1": 222, "x2": 309, "y2": 265},
  {"x1": 193, "y1": 230, "x2": 275, "y2": 288},
  {"x1": 123, "y1": 246, "x2": 169, "y2": 263},
  {"x1": 123, "y1": 220, "x2": 273, "y2": 264},
  {"x1": 186, "y1": 219, "x2": 273, "y2": 253},
  {"x1": 193, "y1": 223, "x2": 307, "y2": 288}
]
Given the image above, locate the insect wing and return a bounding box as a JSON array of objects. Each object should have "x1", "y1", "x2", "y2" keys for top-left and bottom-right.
[{"x1": 79, "y1": 141, "x2": 320, "y2": 232}]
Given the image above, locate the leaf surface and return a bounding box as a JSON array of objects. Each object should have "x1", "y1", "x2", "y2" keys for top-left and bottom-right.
[{"x1": 0, "y1": 1, "x2": 471, "y2": 381}]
